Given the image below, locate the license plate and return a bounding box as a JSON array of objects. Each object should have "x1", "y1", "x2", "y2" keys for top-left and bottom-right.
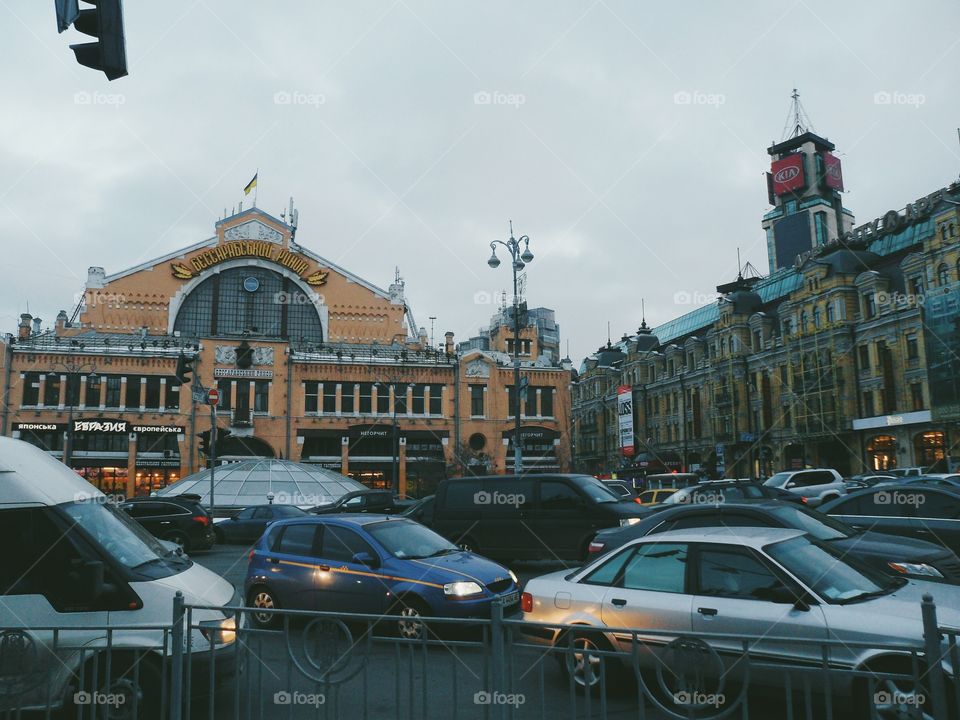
[{"x1": 501, "y1": 590, "x2": 520, "y2": 606}]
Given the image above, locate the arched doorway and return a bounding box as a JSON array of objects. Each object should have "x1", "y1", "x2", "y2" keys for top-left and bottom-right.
[
  {"x1": 914, "y1": 431, "x2": 946, "y2": 470},
  {"x1": 867, "y1": 435, "x2": 897, "y2": 471}
]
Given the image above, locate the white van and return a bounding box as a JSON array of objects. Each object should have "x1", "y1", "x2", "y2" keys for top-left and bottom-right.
[{"x1": 0, "y1": 437, "x2": 238, "y2": 714}]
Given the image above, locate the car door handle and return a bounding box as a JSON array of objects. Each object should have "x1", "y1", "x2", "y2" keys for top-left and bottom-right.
[
  {"x1": 318, "y1": 565, "x2": 330, "y2": 572},
  {"x1": 698, "y1": 607, "x2": 718, "y2": 616},
  {"x1": 610, "y1": 598, "x2": 627, "y2": 607}
]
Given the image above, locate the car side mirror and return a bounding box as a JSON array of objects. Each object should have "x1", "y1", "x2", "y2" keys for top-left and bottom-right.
[
  {"x1": 351, "y1": 551, "x2": 379, "y2": 568},
  {"x1": 785, "y1": 482, "x2": 797, "y2": 489},
  {"x1": 766, "y1": 585, "x2": 810, "y2": 611}
]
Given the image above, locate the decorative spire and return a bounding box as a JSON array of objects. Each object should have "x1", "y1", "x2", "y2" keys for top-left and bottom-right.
[{"x1": 781, "y1": 88, "x2": 815, "y2": 141}]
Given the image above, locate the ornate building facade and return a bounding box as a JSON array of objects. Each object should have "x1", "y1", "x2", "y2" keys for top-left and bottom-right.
[
  {"x1": 574, "y1": 128, "x2": 960, "y2": 479},
  {"x1": 0, "y1": 206, "x2": 572, "y2": 498}
]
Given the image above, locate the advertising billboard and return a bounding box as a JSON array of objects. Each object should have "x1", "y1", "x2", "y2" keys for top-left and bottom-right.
[
  {"x1": 771, "y1": 154, "x2": 805, "y2": 195},
  {"x1": 822, "y1": 151, "x2": 844, "y2": 191},
  {"x1": 617, "y1": 386, "x2": 634, "y2": 457}
]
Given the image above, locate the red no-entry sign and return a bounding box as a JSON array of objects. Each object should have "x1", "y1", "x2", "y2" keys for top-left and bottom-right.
[{"x1": 207, "y1": 388, "x2": 220, "y2": 407}]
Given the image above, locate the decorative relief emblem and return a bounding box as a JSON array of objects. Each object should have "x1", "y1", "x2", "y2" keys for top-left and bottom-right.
[
  {"x1": 465, "y1": 359, "x2": 490, "y2": 378},
  {"x1": 215, "y1": 346, "x2": 237, "y2": 364},
  {"x1": 224, "y1": 220, "x2": 283, "y2": 243},
  {"x1": 252, "y1": 347, "x2": 274, "y2": 366}
]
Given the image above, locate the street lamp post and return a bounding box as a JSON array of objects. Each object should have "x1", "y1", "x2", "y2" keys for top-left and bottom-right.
[
  {"x1": 488, "y1": 224, "x2": 534, "y2": 475},
  {"x1": 57, "y1": 360, "x2": 99, "y2": 468}
]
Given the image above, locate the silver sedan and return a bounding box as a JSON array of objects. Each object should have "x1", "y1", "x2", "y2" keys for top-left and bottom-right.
[{"x1": 522, "y1": 526, "x2": 960, "y2": 719}]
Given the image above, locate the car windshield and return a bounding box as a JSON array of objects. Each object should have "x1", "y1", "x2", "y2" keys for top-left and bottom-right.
[
  {"x1": 763, "y1": 472, "x2": 792, "y2": 488},
  {"x1": 765, "y1": 536, "x2": 904, "y2": 603},
  {"x1": 59, "y1": 500, "x2": 189, "y2": 578},
  {"x1": 366, "y1": 519, "x2": 458, "y2": 559},
  {"x1": 577, "y1": 479, "x2": 620, "y2": 503},
  {"x1": 767, "y1": 506, "x2": 854, "y2": 541}
]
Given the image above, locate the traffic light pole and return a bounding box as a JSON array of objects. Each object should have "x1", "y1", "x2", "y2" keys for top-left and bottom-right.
[{"x1": 209, "y1": 405, "x2": 217, "y2": 514}]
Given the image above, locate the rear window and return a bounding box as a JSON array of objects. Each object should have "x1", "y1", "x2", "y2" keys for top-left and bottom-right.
[{"x1": 275, "y1": 524, "x2": 318, "y2": 556}]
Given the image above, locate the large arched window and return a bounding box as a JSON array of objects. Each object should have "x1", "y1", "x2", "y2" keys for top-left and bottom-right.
[{"x1": 173, "y1": 267, "x2": 323, "y2": 341}]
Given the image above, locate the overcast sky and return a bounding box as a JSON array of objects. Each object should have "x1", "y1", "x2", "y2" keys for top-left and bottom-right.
[{"x1": 2, "y1": 1, "x2": 959, "y2": 363}]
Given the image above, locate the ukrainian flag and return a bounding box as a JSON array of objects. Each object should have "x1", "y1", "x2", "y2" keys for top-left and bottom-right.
[{"x1": 243, "y1": 173, "x2": 258, "y2": 195}]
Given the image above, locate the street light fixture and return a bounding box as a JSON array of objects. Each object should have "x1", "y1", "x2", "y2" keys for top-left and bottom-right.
[
  {"x1": 488, "y1": 222, "x2": 533, "y2": 475},
  {"x1": 55, "y1": 360, "x2": 99, "y2": 468}
]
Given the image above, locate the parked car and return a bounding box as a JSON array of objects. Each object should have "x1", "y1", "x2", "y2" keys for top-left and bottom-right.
[
  {"x1": 424, "y1": 474, "x2": 648, "y2": 561},
  {"x1": 644, "y1": 472, "x2": 700, "y2": 489},
  {"x1": 0, "y1": 437, "x2": 238, "y2": 715},
  {"x1": 662, "y1": 480, "x2": 804, "y2": 506},
  {"x1": 401, "y1": 494, "x2": 435, "y2": 523},
  {"x1": 601, "y1": 479, "x2": 639, "y2": 500},
  {"x1": 522, "y1": 526, "x2": 955, "y2": 716},
  {"x1": 309, "y1": 489, "x2": 403, "y2": 515},
  {"x1": 844, "y1": 473, "x2": 898, "y2": 490},
  {"x1": 635, "y1": 488, "x2": 677, "y2": 505},
  {"x1": 762, "y1": 468, "x2": 846, "y2": 506},
  {"x1": 245, "y1": 515, "x2": 520, "y2": 636},
  {"x1": 821, "y1": 483, "x2": 960, "y2": 557},
  {"x1": 213, "y1": 504, "x2": 308, "y2": 544},
  {"x1": 118, "y1": 495, "x2": 216, "y2": 551},
  {"x1": 901, "y1": 474, "x2": 960, "y2": 490},
  {"x1": 587, "y1": 500, "x2": 960, "y2": 582},
  {"x1": 887, "y1": 467, "x2": 926, "y2": 478}
]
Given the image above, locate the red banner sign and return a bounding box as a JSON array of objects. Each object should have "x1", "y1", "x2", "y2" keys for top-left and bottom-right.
[
  {"x1": 822, "y1": 151, "x2": 843, "y2": 191},
  {"x1": 771, "y1": 154, "x2": 805, "y2": 195}
]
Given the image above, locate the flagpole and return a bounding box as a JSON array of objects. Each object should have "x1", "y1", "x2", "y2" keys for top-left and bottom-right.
[{"x1": 254, "y1": 168, "x2": 258, "y2": 208}]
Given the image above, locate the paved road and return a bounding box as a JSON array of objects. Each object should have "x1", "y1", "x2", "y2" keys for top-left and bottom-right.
[{"x1": 185, "y1": 545, "x2": 838, "y2": 719}]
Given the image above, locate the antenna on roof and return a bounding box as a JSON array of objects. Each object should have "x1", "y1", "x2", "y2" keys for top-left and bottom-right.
[
  {"x1": 607, "y1": 321, "x2": 611, "y2": 346},
  {"x1": 737, "y1": 247, "x2": 743, "y2": 280},
  {"x1": 781, "y1": 88, "x2": 815, "y2": 141},
  {"x1": 641, "y1": 298, "x2": 646, "y2": 326}
]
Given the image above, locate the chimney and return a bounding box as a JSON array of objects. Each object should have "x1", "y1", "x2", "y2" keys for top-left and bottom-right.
[
  {"x1": 56, "y1": 310, "x2": 68, "y2": 331},
  {"x1": 18, "y1": 313, "x2": 31, "y2": 340},
  {"x1": 444, "y1": 331, "x2": 455, "y2": 355},
  {"x1": 31, "y1": 317, "x2": 42, "y2": 335}
]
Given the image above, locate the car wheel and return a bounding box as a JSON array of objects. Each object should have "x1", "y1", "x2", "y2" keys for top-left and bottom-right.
[
  {"x1": 73, "y1": 652, "x2": 162, "y2": 720},
  {"x1": 165, "y1": 530, "x2": 190, "y2": 552},
  {"x1": 854, "y1": 664, "x2": 941, "y2": 720},
  {"x1": 393, "y1": 597, "x2": 429, "y2": 641},
  {"x1": 247, "y1": 586, "x2": 282, "y2": 629},
  {"x1": 556, "y1": 629, "x2": 617, "y2": 693}
]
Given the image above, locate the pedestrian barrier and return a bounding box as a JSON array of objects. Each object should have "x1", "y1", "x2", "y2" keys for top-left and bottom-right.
[{"x1": 1, "y1": 593, "x2": 956, "y2": 719}]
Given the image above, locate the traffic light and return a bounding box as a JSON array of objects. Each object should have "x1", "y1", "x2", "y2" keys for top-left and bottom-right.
[
  {"x1": 175, "y1": 353, "x2": 194, "y2": 385},
  {"x1": 197, "y1": 429, "x2": 211, "y2": 457},
  {"x1": 57, "y1": 0, "x2": 128, "y2": 81}
]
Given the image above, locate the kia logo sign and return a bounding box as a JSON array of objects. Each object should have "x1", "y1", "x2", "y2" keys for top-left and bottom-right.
[{"x1": 774, "y1": 166, "x2": 799, "y2": 183}]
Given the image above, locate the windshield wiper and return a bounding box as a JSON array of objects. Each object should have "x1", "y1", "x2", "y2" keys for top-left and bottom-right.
[{"x1": 837, "y1": 587, "x2": 895, "y2": 604}]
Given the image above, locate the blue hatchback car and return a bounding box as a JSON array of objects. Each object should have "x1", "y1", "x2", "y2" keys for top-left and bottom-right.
[{"x1": 244, "y1": 515, "x2": 520, "y2": 636}]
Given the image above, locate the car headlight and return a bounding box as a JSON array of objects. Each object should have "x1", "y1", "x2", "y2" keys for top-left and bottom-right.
[
  {"x1": 443, "y1": 581, "x2": 483, "y2": 597},
  {"x1": 619, "y1": 518, "x2": 641, "y2": 527},
  {"x1": 199, "y1": 617, "x2": 237, "y2": 645},
  {"x1": 508, "y1": 569, "x2": 519, "y2": 586},
  {"x1": 888, "y1": 561, "x2": 943, "y2": 578}
]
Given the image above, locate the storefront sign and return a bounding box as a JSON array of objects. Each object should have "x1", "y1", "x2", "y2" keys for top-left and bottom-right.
[
  {"x1": 213, "y1": 368, "x2": 274, "y2": 379},
  {"x1": 502, "y1": 426, "x2": 561, "y2": 442},
  {"x1": 852, "y1": 410, "x2": 933, "y2": 431},
  {"x1": 617, "y1": 385, "x2": 634, "y2": 457},
  {"x1": 12, "y1": 422, "x2": 64, "y2": 432},
  {"x1": 132, "y1": 425, "x2": 185, "y2": 434},
  {"x1": 170, "y1": 242, "x2": 328, "y2": 286},
  {"x1": 74, "y1": 419, "x2": 129, "y2": 433},
  {"x1": 135, "y1": 458, "x2": 182, "y2": 468}
]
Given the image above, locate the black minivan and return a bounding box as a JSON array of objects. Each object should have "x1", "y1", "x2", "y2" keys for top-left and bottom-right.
[{"x1": 424, "y1": 474, "x2": 647, "y2": 561}]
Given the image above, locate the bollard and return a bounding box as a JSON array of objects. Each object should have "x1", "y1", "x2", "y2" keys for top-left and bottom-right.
[
  {"x1": 921, "y1": 593, "x2": 949, "y2": 719},
  {"x1": 170, "y1": 591, "x2": 185, "y2": 720}
]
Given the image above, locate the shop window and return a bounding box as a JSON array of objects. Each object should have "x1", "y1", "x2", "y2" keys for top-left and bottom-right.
[
  {"x1": 125, "y1": 376, "x2": 142, "y2": 409},
  {"x1": 21, "y1": 372, "x2": 40, "y2": 406},
  {"x1": 359, "y1": 383, "x2": 373, "y2": 414},
  {"x1": 105, "y1": 376, "x2": 122, "y2": 408},
  {"x1": 915, "y1": 431, "x2": 946, "y2": 469},
  {"x1": 867, "y1": 435, "x2": 897, "y2": 471},
  {"x1": 254, "y1": 380, "x2": 270, "y2": 413},
  {"x1": 144, "y1": 377, "x2": 162, "y2": 410},
  {"x1": 430, "y1": 385, "x2": 443, "y2": 415},
  {"x1": 322, "y1": 384, "x2": 337, "y2": 414},
  {"x1": 43, "y1": 374, "x2": 61, "y2": 407},
  {"x1": 164, "y1": 378, "x2": 180, "y2": 410},
  {"x1": 304, "y1": 381, "x2": 319, "y2": 413}
]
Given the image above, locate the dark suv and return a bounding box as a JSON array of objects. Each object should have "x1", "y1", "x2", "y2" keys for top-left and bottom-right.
[
  {"x1": 118, "y1": 496, "x2": 216, "y2": 551},
  {"x1": 308, "y1": 489, "x2": 403, "y2": 515}
]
